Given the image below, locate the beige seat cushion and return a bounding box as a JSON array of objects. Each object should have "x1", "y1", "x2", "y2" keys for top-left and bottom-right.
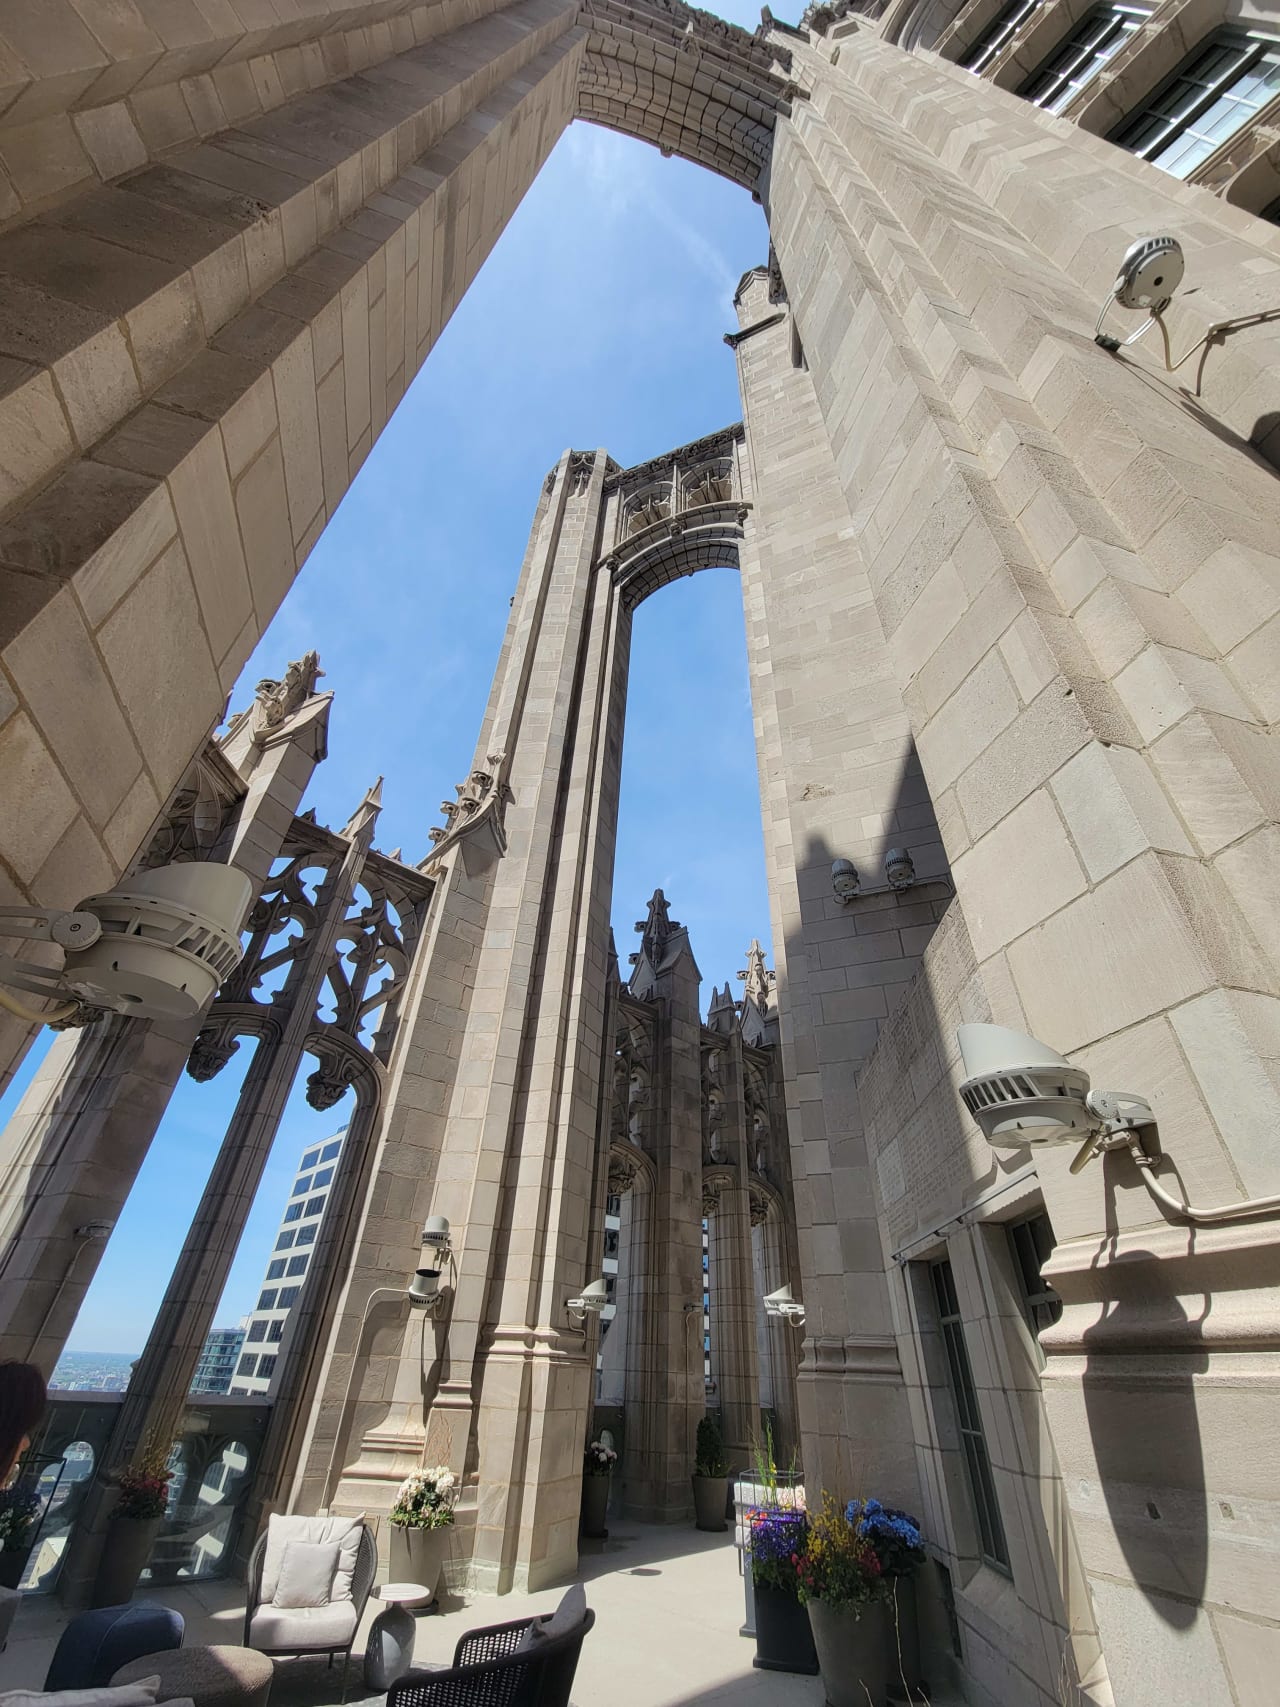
[
  {"x1": 260, "y1": 1514, "x2": 363, "y2": 1605},
  {"x1": 248, "y1": 1601, "x2": 358, "y2": 1655}
]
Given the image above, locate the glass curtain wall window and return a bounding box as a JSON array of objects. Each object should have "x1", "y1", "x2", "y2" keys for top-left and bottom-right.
[
  {"x1": 1020, "y1": 4, "x2": 1149, "y2": 112},
  {"x1": 962, "y1": 0, "x2": 1041, "y2": 74},
  {"x1": 1114, "y1": 31, "x2": 1280, "y2": 178},
  {"x1": 930, "y1": 1259, "x2": 1011, "y2": 1572}
]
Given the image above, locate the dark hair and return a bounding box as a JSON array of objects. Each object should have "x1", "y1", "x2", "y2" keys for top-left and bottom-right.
[{"x1": 0, "y1": 1362, "x2": 47, "y2": 1484}]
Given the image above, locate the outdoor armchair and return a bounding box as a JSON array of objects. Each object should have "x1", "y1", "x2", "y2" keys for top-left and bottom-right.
[
  {"x1": 386, "y1": 1606, "x2": 595, "y2": 1707},
  {"x1": 242, "y1": 1514, "x2": 377, "y2": 1681}
]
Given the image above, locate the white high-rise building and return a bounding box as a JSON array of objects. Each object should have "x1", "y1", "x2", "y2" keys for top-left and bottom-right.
[{"x1": 229, "y1": 1128, "x2": 345, "y2": 1396}]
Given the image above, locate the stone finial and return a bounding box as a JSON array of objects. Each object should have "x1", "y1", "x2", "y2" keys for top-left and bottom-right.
[
  {"x1": 340, "y1": 776, "x2": 383, "y2": 839},
  {"x1": 635, "y1": 888, "x2": 681, "y2": 966},
  {"x1": 736, "y1": 939, "x2": 775, "y2": 1006}
]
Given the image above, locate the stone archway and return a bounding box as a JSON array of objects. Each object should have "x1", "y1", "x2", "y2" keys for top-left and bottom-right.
[{"x1": 3, "y1": 9, "x2": 1280, "y2": 1700}]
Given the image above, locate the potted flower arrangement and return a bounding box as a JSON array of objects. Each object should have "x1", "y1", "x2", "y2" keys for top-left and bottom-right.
[
  {"x1": 91, "y1": 1445, "x2": 172, "y2": 1608},
  {"x1": 846, "y1": 1497, "x2": 927, "y2": 1697},
  {"x1": 692, "y1": 1416, "x2": 728, "y2": 1532},
  {"x1": 795, "y1": 1492, "x2": 892, "y2": 1706},
  {"x1": 746, "y1": 1501, "x2": 817, "y2": 1675},
  {"x1": 388, "y1": 1464, "x2": 458, "y2": 1602},
  {"x1": 580, "y1": 1439, "x2": 616, "y2": 1539},
  {"x1": 0, "y1": 1485, "x2": 41, "y2": 1589}
]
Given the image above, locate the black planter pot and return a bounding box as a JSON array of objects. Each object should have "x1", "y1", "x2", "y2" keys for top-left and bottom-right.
[
  {"x1": 0, "y1": 1548, "x2": 27, "y2": 1590},
  {"x1": 752, "y1": 1582, "x2": 819, "y2": 1675}
]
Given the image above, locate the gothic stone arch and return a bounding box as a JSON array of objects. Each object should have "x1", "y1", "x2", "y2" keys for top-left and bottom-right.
[{"x1": 4, "y1": 7, "x2": 1280, "y2": 1702}]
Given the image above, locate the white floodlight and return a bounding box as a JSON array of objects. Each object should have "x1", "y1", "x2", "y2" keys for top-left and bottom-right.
[
  {"x1": 566, "y1": 1278, "x2": 610, "y2": 1323},
  {"x1": 763, "y1": 1283, "x2": 806, "y2": 1326},
  {"x1": 0, "y1": 862, "x2": 252, "y2": 1025}
]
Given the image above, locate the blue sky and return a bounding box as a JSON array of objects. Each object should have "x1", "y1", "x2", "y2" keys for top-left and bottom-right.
[{"x1": 5, "y1": 99, "x2": 775, "y2": 1355}]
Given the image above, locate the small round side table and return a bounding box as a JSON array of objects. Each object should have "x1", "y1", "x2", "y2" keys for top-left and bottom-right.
[{"x1": 364, "y1": 1582, "x2": 432, "y2": 1689}]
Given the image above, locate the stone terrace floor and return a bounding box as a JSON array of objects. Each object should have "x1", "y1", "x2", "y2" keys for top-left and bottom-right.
[{"x1": 1, "y1": 1522, "x2": 829, "y2": 1707}]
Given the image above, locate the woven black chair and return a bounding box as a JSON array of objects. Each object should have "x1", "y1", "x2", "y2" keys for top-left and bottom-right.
[{"x1": 386, "y1": 1608, "x2": 595, "y2": 1707}]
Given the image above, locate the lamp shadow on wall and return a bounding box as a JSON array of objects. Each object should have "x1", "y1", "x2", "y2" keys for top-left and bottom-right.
[{"x1": 1081, "y1": 1153, "x2": 1209, "y2": 1628}]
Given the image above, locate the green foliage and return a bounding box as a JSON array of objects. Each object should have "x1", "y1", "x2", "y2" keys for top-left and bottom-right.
[{"x1": 694, "y1": 1416, "x2": 727, "y2": 1477}]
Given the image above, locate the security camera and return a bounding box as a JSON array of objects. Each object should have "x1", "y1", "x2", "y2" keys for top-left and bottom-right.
[
  {"x1": 1095, "y1": 236, "x2": 1184, "y2": 350},
  {"x1": 0, "y1": 862, "x2": 252, "y2": 1025},
  {"x1": 957, "y1": 1024, "x2": 1153, "y2": 1157}
]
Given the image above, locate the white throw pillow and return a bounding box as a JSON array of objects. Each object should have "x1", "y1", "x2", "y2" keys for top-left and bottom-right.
[
  {"x1": 260, "y1": 1513, "x2": 364, "y2": 1604},
  {"x1": 272, "y1": 1538, "x2": 341, "y2": 1609},
  {"x1": 0, "y1": 1679, "x2": 163, "y2": 1707}
]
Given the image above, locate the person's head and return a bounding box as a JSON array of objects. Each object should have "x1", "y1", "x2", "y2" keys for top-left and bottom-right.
[{"x1": 0, "y1": 1362, "x2": 46, "y2": 1487}]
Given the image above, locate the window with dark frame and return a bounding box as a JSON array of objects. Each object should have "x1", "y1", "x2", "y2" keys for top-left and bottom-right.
[
  {"x1": 247, "y1": 1321, "x2": 267, "y2": 1343},
  {"x1": 304, "y1": 1195, "x2": 325, "y2": 1217},
  {"x1": 321, "y1": 1139, "x2": 342, "y2": 1161},
  {"x1": 238, "y1": 1354, "x2": 258, "y2": 1377},
  {"x1": 286, "y1": 1254, "x2": 308, "y2": 1277},
  {"x1": 962, "y1": 0, "x2": 1042, "y2": 74},
  {"x1": 1113, "y1": 31, "x2": 1280, "y2": 178},
  {"x1": 930, "y1": 1259, "x2": 1011, "y2": 1572},
  {"x1": 257, "y1": 1289, "x2": 277, "y2": 1310},
  {"x1": 1008, "y1": 1211, "x2": 1064, "y2": 1336},
  {"x1": 266, "y1": 1259, "x2": 286, "y2": 1280},
  {"x1": 277, "y1": 1285, "x2": 300, "y2": 1307},
  {"x1": 292, "y1": 1174, "x2": 313, "y2": 1198},
  {"x1": 1020, "y1": 4, "x2": 1149, "y2": 112},
  {"x1": 258, "y1": 1354, "x2": 277, "y2": 1380}
]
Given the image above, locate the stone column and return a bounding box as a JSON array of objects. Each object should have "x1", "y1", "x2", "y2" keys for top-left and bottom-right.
[
  {"x1": 313, "y1": 449, "x2": 631, "y2": 1594},
  {"x1": 708, "y1": 1027, "x2": 760, "y2": 1467},
  {"x1": 622, "y1": 902, "x2": 706, "y2": 1523},
  {"x1": 57, "y1": 783, "x2": 382, "y2": 1605},
  {"x1": 761, "y1": 27, "x2": 1280, "y2": 1701},
  {"x1": 730, "y1": 266, "x2": 937, "y2": 1507},
  {"x1": 0, "y1": 681, "x2": 332, "y2": 1371}
]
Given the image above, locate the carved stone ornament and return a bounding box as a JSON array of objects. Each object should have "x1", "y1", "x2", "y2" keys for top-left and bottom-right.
[
  {"x1": 749, "y1": 1185, "x2": 771, "y2": 1227},
  {"x1": 251, "y1": 650, "x2": 324, "y2": 740},
  {"x1": 701, "y1": 1179, "x2": 721, "y2": 1218},
  {"x1": 426, "y1": 750, "x2": 513, "y2": 864},
  {"x1": 608, "y1": 1148, "x2": 642, "y2": 1196},
  {"x1": 568, "y1": 450, "x2": 595, "y2": 495},
  {"x1": 306, "y1": 1047, "x2": 364, "y2": 1111},
  {"x1": 187, "y1": 1028, "x2": 242, "y2": 1082}
]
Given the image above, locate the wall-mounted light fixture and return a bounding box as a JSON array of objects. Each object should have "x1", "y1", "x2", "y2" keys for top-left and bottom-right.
[
  {"x1": 763, "y1": 1284, "x2": 805, "y2": 1327},
  {"x1": 0, "y1": 862, "x2": 252, "y2": 1027},
  {"x1": 566, "y1": 1278, "x2": 609, "y2": 1324},
  {"x1": 957, "y1": 1022, "x2": 1280, "y2": 1227},
  {"x1": 831, "y1": 858, "x2": 861, "y2": 904},
  {"x1": 407, "y1": 1216, "x2": 452, "y2": 1313},
  {"x1": 884, "y1": 848, "x2": 916, "y2": 891},
  {"x1": 832, "y1": 850, "x2": 931, "y2": 905}
]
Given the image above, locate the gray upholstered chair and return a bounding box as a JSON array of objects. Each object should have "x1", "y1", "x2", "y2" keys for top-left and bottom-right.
[{"x1": 242, "y1": 1515, "x2": 377, "y2": 1687}]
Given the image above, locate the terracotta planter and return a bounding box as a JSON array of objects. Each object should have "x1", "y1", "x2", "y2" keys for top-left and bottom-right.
[
  {"x1": 388, "y1": 1524, "x2": 451, "y2": 1603},
  {"x1": 808, "y1": 1597, "x2": 889, "y2": 1707},
  {"x1": 580, "y1": 1474, "x2": 610, "y2": 1539},
  {"x1": 752, "y1": 1582, "x2": 819, "y2": 1675},
  {"x1": 91, "y1": 1515, "x2": 161, "y2": 1609},
  {"x1": 692, "y1": 1474, "x2": 728, "y2": 1532}
]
